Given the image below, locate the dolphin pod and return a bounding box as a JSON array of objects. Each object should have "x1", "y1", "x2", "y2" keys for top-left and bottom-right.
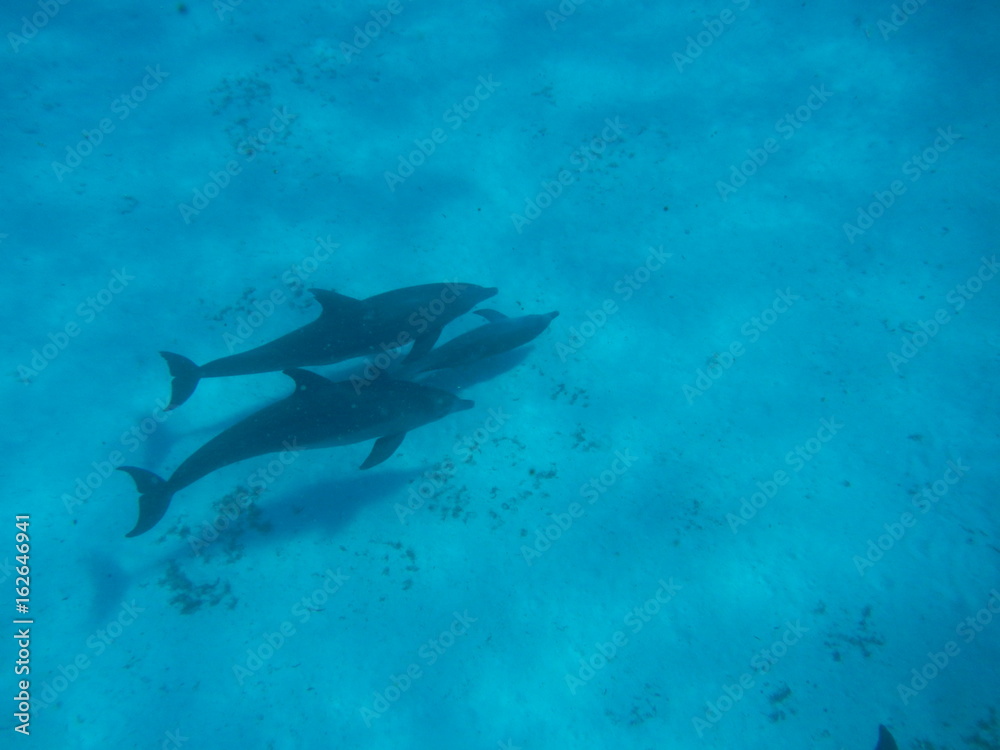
[{"x1": 119, "y1": 281, "x2": 558, "y2": 537}]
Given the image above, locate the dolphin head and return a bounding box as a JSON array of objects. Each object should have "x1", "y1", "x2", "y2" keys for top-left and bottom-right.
[
  {"x1": 448, "y1": 283, "x2": 498, "y2": 317},
  {"x1": 524, "y1": 310, "x2": 559, "y2": 336},
  {"x1": 477, "y1": 286, "x2": 500, "y2": 303}
]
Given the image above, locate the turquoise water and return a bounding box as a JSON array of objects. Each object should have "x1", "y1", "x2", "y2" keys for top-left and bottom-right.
[{"x1": 2, "y1": 1, "x2": 999, "y2": 748}]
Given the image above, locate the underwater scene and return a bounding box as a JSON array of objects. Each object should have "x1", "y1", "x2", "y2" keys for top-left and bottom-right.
[{"x1": 2, "y1": 0, "x2": 998, "y2": 748}]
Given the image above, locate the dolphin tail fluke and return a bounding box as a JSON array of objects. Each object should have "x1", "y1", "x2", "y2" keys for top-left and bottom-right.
[
  {"x1": 118, "y1": 467, "x2": 174, "y2": 537},
  {"x1": 160, "y1": 351, "x2": 201, "y2": 409}
]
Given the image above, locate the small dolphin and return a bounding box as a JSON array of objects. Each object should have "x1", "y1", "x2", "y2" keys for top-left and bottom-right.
[
  {"x1": 399, "y1": 309, "x2": 559, "y2": 376},
  {"x1": 875, "y1": 725, "x2": 898, "y2": 750},
  {"x1": 161, "y1": 283, "x2": 497, "y2": 408},
  {"x1": 118, "y1": 369, "x2": 473, "y2": 537}
]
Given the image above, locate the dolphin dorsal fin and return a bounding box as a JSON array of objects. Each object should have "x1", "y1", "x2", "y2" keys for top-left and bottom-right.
[
  {"x1": 474, "y1": 309, "x2": 508, "y2": 323},
  {"x1": 308, "y1": 289, "x2": 364, "y2": 318},
  {"x1": 283, "y1": 368, "x2": 339, "y2": 395},
  {"x1": 875, "y1": 726, "x2": 899, "y2": 750}
]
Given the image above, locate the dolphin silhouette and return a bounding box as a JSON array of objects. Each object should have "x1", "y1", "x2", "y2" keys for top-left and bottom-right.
[
  {"x1": 118, "y1": 369, "x2": 474, "y2": 537},
  {"x1": 161, "y1": 283, "x2": 497, "y2": 408},
  {"x1": 399, "y1": 309, "x2": 559, "y2": 376}
]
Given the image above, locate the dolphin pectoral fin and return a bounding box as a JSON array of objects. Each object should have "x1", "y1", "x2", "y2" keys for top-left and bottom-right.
[
  {"x1": 402, "y1": 329, "x2": 441, "y2": 364},
  {"x1": 160, "y1": 351, "x2": 201, "y2": 410},
  {"x1": 875, "y1": 725, "x2": 898, "y2": 750},
  {"x1": 474, "y1": 309, "x2": 508, "y2": 323},
  {"x1": 308, "y1": 288, "x2": 364, "y2": 318},
  {"x1": 360, "y1": 433, "x2": 407, "y2": 469},
  {"x1": 119, "y1": 467, "x2": 175, "y2": 537}
]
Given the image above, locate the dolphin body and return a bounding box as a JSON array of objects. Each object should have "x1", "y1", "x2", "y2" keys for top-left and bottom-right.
[
  {"x1": 398, "y1": 309, "x2": 559, "y2": 376},
  {"x1": 161, "y1": 283, "x2": 497, "y2": 409},
  {"x1": 118, "y1": 369, "x2": 473, "y2": 537}
]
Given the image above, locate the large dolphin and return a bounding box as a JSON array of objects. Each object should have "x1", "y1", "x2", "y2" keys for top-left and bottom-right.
[
  {"x1": 398, "y1": 309, "x2": 559, "y2": 376},
  {"x1": 161, "y1": 283, "x2": 497, "y2": 408},
  {"x1": 118, "y1": 369, "x2": 473, "y2": 537}
]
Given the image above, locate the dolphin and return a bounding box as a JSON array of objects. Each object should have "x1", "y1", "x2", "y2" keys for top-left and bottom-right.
[
  {"x1": 117, "y1": 369, "x2": 473, "y2": 537},
  {"x1": 875, "y1": 725, "x2": 898, "y2": 750},
  {"x1": 398, "y1": 309, "x2": 559, "y2": 376},
  {"x1": 160, "y1": 283, "x2": 497, "y2": 408}
]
